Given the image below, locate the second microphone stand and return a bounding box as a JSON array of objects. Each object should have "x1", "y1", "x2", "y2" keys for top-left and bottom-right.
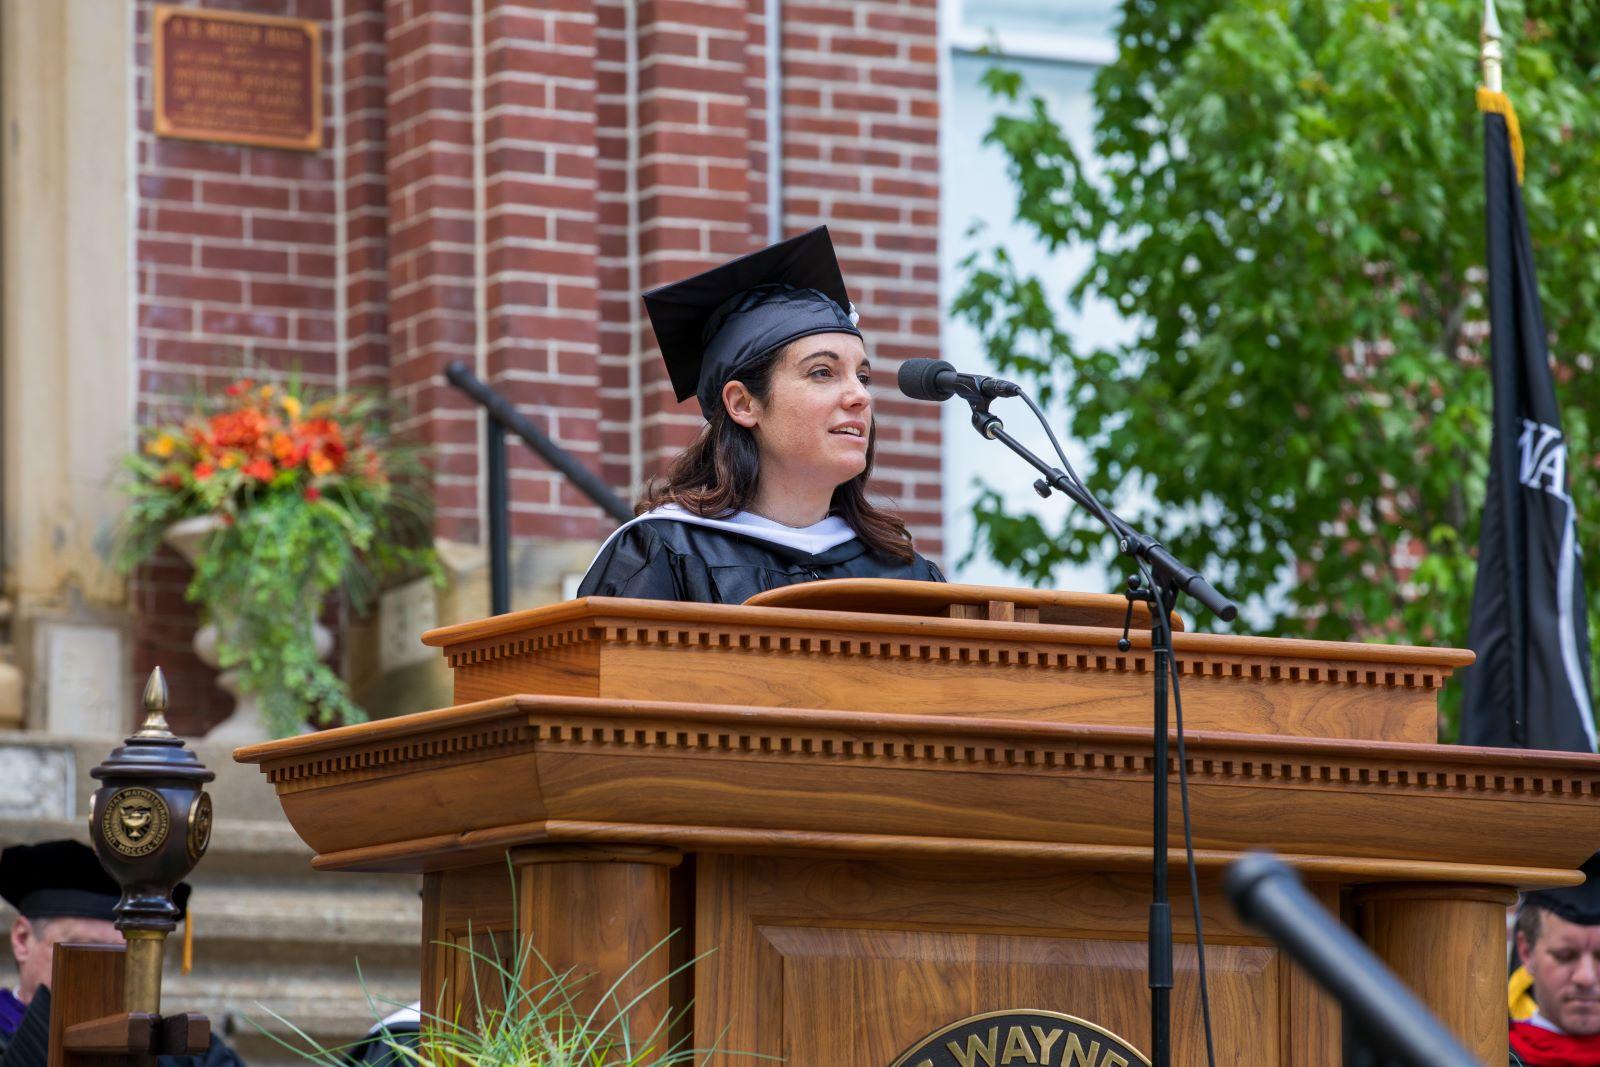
[{"x1": 960, "y1": 394, "x2": 1237, "y2": 1067}]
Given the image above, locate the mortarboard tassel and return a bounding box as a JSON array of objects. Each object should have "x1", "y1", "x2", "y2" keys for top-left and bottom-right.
[{"x1": 182, "y1": 915, "x2": 193, "y2": 975}]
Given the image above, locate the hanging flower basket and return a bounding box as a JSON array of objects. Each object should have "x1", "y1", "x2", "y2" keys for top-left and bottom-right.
[{"x1": 116, "y1": 378, "x2": 438, "y2": 738}]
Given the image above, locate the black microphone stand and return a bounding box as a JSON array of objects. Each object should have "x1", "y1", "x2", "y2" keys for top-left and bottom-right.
[{"x1": 959, "y1": 396, "x2": 1237, "y2": 1067}]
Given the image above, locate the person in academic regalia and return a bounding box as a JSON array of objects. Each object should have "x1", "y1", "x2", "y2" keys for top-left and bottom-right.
[
  {"x1": 577, "y1": 226, "x2": 944, "y2": 604},
  {"x1": 1508, "y1": 853, "x2": 1600, "y2": 1066},
  {"x1": 0, "y1": 841, "x2": 243, "y2": 1067},
  {"x1": 342, "y1": 1001, "x2": 420, "y2": 1067}
]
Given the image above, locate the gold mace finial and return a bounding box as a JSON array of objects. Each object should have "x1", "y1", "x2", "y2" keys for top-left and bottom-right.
[
  {"x1": 1481, "y1": 0, "x2": 1504, "y2": 93},
  {"x1": 134, "y1": 666, "x2": 173, "y2": 738}
]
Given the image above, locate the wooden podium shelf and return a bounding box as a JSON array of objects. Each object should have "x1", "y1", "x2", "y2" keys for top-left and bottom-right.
[{"x1": 418, "y1": 591, "x2": 1473, "y2": 744}]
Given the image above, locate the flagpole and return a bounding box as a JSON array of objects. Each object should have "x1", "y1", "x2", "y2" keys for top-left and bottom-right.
[{"x1": 1481, "y1": 0, "x2": 1503, "y2": 91}]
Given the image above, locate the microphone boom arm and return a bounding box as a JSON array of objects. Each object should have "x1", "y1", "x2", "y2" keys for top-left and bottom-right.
[{"x1": 967, "y1": 401, "x2": 1238, "y2": 622}]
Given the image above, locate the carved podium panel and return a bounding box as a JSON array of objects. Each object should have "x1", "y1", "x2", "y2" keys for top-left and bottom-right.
[{"x1": 236, "y1": 583, "x2": 1600, "y2": 1066}]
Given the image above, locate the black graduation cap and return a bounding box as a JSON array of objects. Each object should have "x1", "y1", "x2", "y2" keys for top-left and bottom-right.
[
  {"x1": 1524, "y1": 851, "x2": 1600, "y2": 925},
  {"x1": 0, "y1": 840, "x2": 189, "y2": 923},
  {"x1": 642, "y1": 226, "x2": 861, "y2": 418}
]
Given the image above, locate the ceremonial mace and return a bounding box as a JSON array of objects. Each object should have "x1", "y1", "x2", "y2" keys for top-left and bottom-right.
[{"x1": 49, "y1": 668, "x2": 215, "y2": 1067}]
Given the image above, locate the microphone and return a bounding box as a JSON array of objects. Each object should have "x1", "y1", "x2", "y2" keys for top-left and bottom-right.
[{"x1": 898, "y1": 358, "x2": 1021, "y2": 403}]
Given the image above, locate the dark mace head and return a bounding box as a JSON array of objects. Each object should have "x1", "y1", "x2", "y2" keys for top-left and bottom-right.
[{"x1": 88, "y1": 667, "x2": 215, "y2": 1013}]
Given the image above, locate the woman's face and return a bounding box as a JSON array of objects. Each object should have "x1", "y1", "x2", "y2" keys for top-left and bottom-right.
[{"x1": 726, "y1": 332, "x2": 873, "y2": 492}]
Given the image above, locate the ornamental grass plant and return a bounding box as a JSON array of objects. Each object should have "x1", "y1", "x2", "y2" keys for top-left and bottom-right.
[
  {"x1": 115, "y1": 377, "x2": 437, "y2": 736},
  {"x1": 261, "y1": 929, "x2": 725, "y2": 1067}
]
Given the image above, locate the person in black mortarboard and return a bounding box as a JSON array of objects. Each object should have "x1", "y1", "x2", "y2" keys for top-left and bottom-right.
[
  {"x1": 1507, "y1": 852, "x2": 1600, "y2": 1066},
  {"x1": 576, "y1": 226, "x2": 945, "y2": 604},
  {"x1": 0, "y1": 840, "x2": 243, "y2": 1067}
]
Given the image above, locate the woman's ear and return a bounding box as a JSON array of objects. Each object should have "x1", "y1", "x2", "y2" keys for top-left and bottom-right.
[{"x1": 722, "y1": 380, "x2": 761, "y2": 429}]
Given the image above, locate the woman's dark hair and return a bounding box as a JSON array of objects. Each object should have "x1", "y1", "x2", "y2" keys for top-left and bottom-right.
[{"x1": 638, "y1": 341, "x2": 915, "y2": 562}]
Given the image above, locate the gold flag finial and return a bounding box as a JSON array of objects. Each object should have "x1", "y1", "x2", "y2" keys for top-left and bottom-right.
[
  {"x1": 134, "y1": 666, "x2": 174, "y2": 738},
  {"x1": 1481, "y1": 0, "x2": 1504, "y2": 93}
]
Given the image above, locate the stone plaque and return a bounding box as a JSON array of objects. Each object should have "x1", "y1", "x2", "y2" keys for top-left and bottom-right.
[
  {"x1": 153, "y1": 5, "x2": 321, "y2": 152},
  {"x1": 42, "y1": 622, "x2": 125, "y2": 737},
  {"x1": 380, "y1": 576, "x2": 438, "y2": 673},
  {"x1": 0, "y1": 745, "x2": 75, "y2": 821}
]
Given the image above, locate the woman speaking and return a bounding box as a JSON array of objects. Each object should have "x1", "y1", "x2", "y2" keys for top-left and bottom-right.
[{"x1": 576, "y1": 226, "x2": 944, "y2": 604}]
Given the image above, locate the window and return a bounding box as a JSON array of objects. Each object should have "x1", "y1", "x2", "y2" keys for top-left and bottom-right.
[{"x1": 939, "y1": 4, "x2": 1124, "y2": 589}]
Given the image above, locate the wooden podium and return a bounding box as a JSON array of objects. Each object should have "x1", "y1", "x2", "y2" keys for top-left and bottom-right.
[{"x1": 235, "y1": 582, "x2": 1600, "y2": 1065}]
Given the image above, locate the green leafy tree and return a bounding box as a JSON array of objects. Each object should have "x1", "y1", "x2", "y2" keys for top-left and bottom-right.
[{"x1": 954, "y1": 0, "x2": 1600, "y2": 732}]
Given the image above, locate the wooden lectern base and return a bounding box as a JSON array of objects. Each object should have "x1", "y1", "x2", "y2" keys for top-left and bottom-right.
[{"x1": 418, "y1": 843, "x2": 1531, "y2": 1065}]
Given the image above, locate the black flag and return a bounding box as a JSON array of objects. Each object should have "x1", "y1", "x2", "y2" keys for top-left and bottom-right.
[{"x1": 1459, "y1": 89, "x2": 1595, "y2": 752}]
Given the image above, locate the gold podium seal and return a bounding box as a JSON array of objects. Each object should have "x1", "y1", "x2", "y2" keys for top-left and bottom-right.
[
  {"x1": 890, "y1": 1010, "x2": 1148, "y2": 1067},
  {"x1": 100, "y1": 786, "x2": 171, "y2": 858}
]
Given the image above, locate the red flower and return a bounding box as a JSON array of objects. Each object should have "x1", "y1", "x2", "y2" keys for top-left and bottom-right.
[
  {"x1": 303, "y1": 485, "x2": 322, "y2": 502},
  {"x1": 243, "y1": 458, "x2": 275, "y2": 481},
  {"x1": 193, "y1": 462, "x2": 215, "y2": 480},
  {"x1": 288, "y1": 417, "x2": 345, "y2": 476}
]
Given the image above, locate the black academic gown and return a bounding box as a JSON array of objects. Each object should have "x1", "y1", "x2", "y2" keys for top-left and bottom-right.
[
  {"x1": 0, "y1": 988, "x2": 245, "y2": 1067},
  {"x1": 575, "y1": 519, "x2": 944, "y2": 604}
]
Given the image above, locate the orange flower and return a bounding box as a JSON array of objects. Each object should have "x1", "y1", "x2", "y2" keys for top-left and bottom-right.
[
  {"x1": 243, "y1": 458, "x2": 275, "y2": 481},
  {"x1": 307, "y1": 451, "x2": 335, "y2": 477},
  {"x1": 193, "y1": 461, "x2": 216, "y2": 480},
  {"x1": 146, "y1": 433, "x2": 178, "y2": 458},
  {"x1": 210, "y1": 409, "x2": 270, "y2": 450}
]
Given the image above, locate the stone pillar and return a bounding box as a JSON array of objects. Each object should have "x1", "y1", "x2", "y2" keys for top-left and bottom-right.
[
  {"x1": 1355, "y1": 882, "x2": 1515, "y2": 1063},
  {"x1": 0, "y1": 0, "x2": 134, "y2": 732}
]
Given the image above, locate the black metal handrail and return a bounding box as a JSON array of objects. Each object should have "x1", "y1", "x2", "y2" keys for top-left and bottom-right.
[{"x1": 445, "y1": 361, "x2": 633, "y2": 614}]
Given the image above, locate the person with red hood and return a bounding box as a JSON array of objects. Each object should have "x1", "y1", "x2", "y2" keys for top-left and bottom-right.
[{"x1": 1511, "y1": 854, "x2": 1600, "y2": 1066}]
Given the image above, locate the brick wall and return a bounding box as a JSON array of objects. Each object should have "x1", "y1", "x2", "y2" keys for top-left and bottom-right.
[
  {"x1": 129, "y1": 0, "x2": 943, "y2": 733},
  {"x1": 782, "y1": 0, "x2": 943, "y2": 549}
]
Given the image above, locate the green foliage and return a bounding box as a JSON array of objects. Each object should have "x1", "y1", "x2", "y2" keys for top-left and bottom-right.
[
  {"x1": 115, "y1": 378, "x2": 438, "y2": 737},
  {"x1": 260, "y1": 928, "x2": 734, "y2": 1067},
  {"x1": 954, "y1": 0, "x2": 1600, "y2": 735}
]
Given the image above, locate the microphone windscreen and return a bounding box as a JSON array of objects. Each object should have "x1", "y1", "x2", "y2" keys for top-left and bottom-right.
[{"x1": 898, "y1": 358, "x2": 954, "y2": 401}]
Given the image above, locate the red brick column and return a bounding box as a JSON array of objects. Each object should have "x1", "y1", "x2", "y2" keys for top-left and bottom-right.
[
  {"x1": 594, "y1": 0, "x2": 642, "y2": 501},
  {"x1": 482, "y1": 0, "x2": 607, "y2": 541},
  {"x1": 385, "y1": 0, "x2": 480, "y2": 542},
  {"x1": 343, "y1": 0, "x2": 391, "y2": 391},
  {"x1": 634, "y1": 0, "x2": 756, "y2": 471},
  {"x1": 783, "y1": 0, "x2": 944, "y2": 554}
]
